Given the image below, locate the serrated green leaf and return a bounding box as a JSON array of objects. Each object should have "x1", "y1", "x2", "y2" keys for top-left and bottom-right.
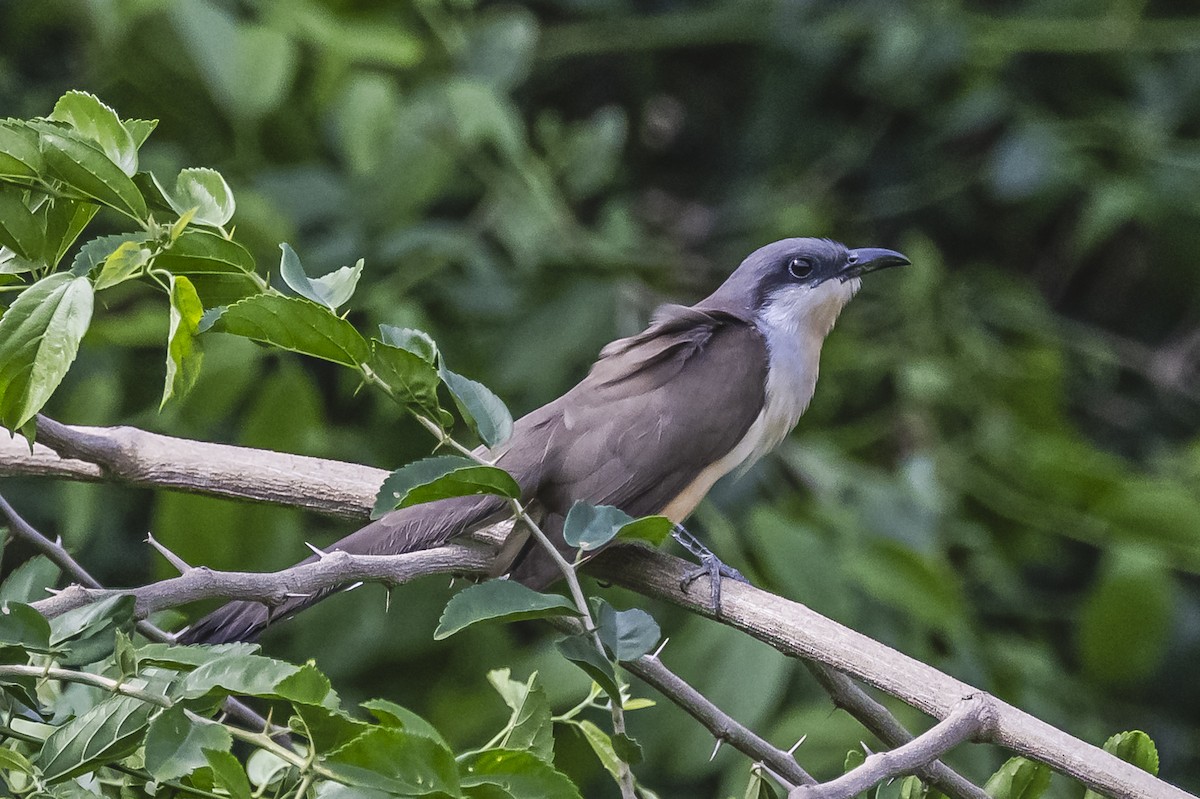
[
  {"x1": 123, "y1": 119, "x2": 158, "y2": 149},
  {"x1": 154, "y1": 228, "x2": 255, "y2": 275},
  {"x1": 1082, "y1": 731, "x2": 1159, "y2": 799},
  {"x1": 144, "y1": 705, "x2": 233, "y2": 782},
  {"x1": 744, "y1": 768, "x2": 782, "y2": 799},
  {"x1": 39, "y1": 128, "x2": 146, "y2": 221},
  {"x1": 442, "y1": 368, "x2": 513, "y2": 447},
  {"x1": 136, "y1": 641, "x2": 259, "y2": 670},
  {"x1": 205, "y1": 749, "x2": 252, "y2": 799},
  {"x1": 372, "y1": 455, "x2": 519, "y2": 518},
  {"x1": 211, "y1": 293, "x2": 370, "y2": 367},
  {"x1": 379, "y1": 326, "x2": 437, "y2": 363},
  {"x1": 49, "y1": 91, "x2": 138, "y2": 177},
  {"x1": 36, "y1": 695, "x2": 154, "y2": 783},
  {"x1": 181, "y1": 655, "x2": 334, "y2": 706},
  {"x1": 563, "y1": 502, "x2": 632, "y2": 552},
  {"x1": 0, "y1": 747, "x2": 34, "y2": 776},
  {"x1": 321, "y1": 727, "x2": 462, "y2": 797},
  {"x1": 435, "y1": 580, "x2": 580, "y2": 640},
  {"x1": 0, "y1": 555, "x2": 60, "y2": 602},
  {"x1": 162, "y1": 274, "x2": 204, "y2": 408},
  {"x1": 93, "y1": 240, "x2": 152, "y2": 290},
  {"x1": 0, "y1": 121, "x2": 43, "y2": 179},
  {"x1": 0, "y1": 601, "x2": 52, "y2": 652},
  {"x1": 361, "y1": 699, "x2": 448, "y2": 749},
  {"x1": 459, "y1": 749, "x2": 581, "y2": 799},
  {"x1": 69, "y1": 233, "x2": 146, "y2": 277},
  {"x1": 983, "y1": 757, "x2": 1051, "y2": 799},
  {"x1": 611, "y1": 733, "x2": 643, "y2": 765},
  {"x1": 156, "y1": 167, "x2": 235, "y2": 228},
  {"x1": 486, "y1": 669, "x2": 553, "y2": 761},
  {"x1": 49, "y1": 594, "x2": 136, "y2": 666},
  {"x1": 899, "y1": 776, "x2": 928, "y2": 799},
  {"x1": 594, "y1": 600, "x2": 660, "y2": 662},
  {"x1": 0, "y1": 272, "x2": 93, "y2": 431},
  {"x1": 41, "y1": 199, "x2": 98, "y2": 268},
  {"x1": 0, "y1": 185, "x2": 45, "y2": 261},
  {"x1": 368, "y1": 339, "x2": 442, "y2": 412},
  {"x1": 555, "y1": 635, "x2": 620, "y2": 702}
]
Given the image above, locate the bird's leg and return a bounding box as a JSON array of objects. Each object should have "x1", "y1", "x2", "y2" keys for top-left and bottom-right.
[{"x1": 671, "y1": 523, "x2": 749, "y2": 612}]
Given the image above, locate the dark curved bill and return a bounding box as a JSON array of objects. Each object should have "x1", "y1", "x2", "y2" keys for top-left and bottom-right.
[{"x1": 841, "y1": 247, "x2": 910, "y2": 279}]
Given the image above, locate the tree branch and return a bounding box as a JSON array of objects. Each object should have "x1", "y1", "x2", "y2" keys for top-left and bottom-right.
[
  {"x1": 3, "y1": 418, "x2": 1191, "y2": 799},
  {"x1": 787, "y1": 695, "x2": 991, "y2": 799}
]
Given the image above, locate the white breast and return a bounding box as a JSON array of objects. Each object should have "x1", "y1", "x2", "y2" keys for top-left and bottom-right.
[{"x1": 659, "y1": 278, "x2": 859, "y2": 523}]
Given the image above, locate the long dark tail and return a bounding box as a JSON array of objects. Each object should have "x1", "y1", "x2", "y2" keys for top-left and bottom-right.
[{"x1": 177, "y1": 494, "x2": 507, "y2": 644}]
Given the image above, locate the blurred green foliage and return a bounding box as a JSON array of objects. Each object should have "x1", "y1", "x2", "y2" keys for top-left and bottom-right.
[{"x1": 2, "y1": 0, "x2": 1199, "y2": 796}]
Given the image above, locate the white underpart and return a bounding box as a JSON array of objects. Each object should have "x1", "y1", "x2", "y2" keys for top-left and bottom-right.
[{"x1": 660, "y1": 278, "x2": 861, "y2": 523}]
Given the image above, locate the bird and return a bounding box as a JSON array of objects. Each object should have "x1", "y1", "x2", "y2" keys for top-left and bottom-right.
[{"x1": 179, "y1": 237, "x2": 908, "y2": 644}]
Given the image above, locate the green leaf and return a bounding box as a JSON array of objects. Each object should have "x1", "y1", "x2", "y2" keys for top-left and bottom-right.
[
  {"x1": 278, "y1": 243, "x2": 362, "y2": 310},
  {"x1": 123, "y1": 119, "x2": 159, "y2": 149},
  {"x1": 615, "y1": 515, "x2": 673, "y2": 547},
  {"x1": 93, "y1": 239, "x2": 152, "y2": 290},
  {"x1": 983, "y1": 757, "x2": 1051, "y2": 799},
  {"x1": 39, "y1": 128, "x2": 147, "y2": 220},
  {"x1": 442, "y1": 368, "x2": 513, "y2": 447},
  {"x1": 611, "y1": 733, "x2": 643, "y2": 765},
  {"x1": 211, "y1": 293, "x2": 370, "y2": 367},
  {"x1": 69, "y1": 233, "x2": 146, "y2": 277},
  {"x1": 36, "y1": 695, "x2": 154, "y2": 783},
  {"x1": 361, "y1": 699, "x2": 448, "y2": 749},
  {"x1": 49, "y1": 594, "x2": 136, "y2": 666},
  {"x1": 0, "y1": 555, "x2": 60, "y2": 602},
  {"x1": 368, "y1": 339, "x2": 442, "y2": 412},
  {"x1": 459, "y1": 750, "x2": 581, "y2": 799},
  {"x1": 0, "y1": 121, "x2": 44, "y2": 179},
  {"x1": 180, "y1": 655, "x2": 334, "y2": 706},
  {"x1": 162, "y1": 274, "x2": 205, "y2": 408},
  {"x1": 154, "y1": 228, "x2": 255, "y2": 275},
  {"x1": 379, "y1": 325, "x2": 438, "y2": 363},
  {"x1": 155, "y1": 167, "x2": 235, "y2": 228},
  {"x1": 555, "y1": 635, "x2": 620, "y2": 702},
  {"x1": 205, "y1": 749, "x2": 253, "y2": 799},
  {"x1": 0, "y1": 746, "x2": 35, "y2": 776},
  {"x1": 49, "y1": 91, "x2": 138, "y2": 177},
  {"x1": 0, "y1": 601, "x2": 52, "y2": 652},
  {"x1": 594, "y1": 600, "x2": 660, "y2": 662},
  {"x1": 144, "y1": 705, "x2": 233, "y2": 782},
  {"x1": 573, "y1": 719, "x2": 624, "y2": 785},
  {"x1": 0, "y1": 272, "x2": 94, "y2": 431},
  {"x1": 435, "y1": 580, "x2": 580, "y2": 640},
  {"x1": 0, "y1": 185, "x2": 45, "y2": 261},
  {"x1": 321, "y1": 727, "x2": 462, "y2": 797},
  {"x1": 372, "y1": 455, "x2": 520, "y2": 518},
  {"x1": 486, "y1": 669, "x2": 553, "y2": 761},
  {"x1": 136, "y1": 641, "x2": 259, "y2": 670},
  {"x1": 899, "y1": 776, "x2": 928, "y2": 799},
  {"x1": 1082, "y1": 731, "x2": 1159, "y2": 799},
  {"x1": 41, "y1": 199, "x2": 98, "y2": 268},
  {"x1": 743, "y1": 768, "x2": 782, "y2": 799},
  {"x1": 292, "y1": 704, "x2": 369, "y2": 752},
  {"x1": 563, "y1": 502, "x2": 632, "y2": 552}
]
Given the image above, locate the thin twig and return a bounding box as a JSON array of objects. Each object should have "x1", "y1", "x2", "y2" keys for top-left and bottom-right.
[{"x1": 789, "y1": 695, "x2": 991, "y2": 799}]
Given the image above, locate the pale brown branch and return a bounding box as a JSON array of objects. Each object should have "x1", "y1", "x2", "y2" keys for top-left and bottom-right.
[{"x1": 2, "y1": 418, "x2": 1192, "y2": 799}]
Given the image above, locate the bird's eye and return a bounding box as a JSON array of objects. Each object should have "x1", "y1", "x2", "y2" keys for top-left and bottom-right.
[{"x1": 787, "y1": 257, "x2": 814, "y2": 279}]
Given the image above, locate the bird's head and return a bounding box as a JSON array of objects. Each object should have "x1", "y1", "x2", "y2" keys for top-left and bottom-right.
[{"x1": 703, "y1": 238, "x2": 909, "y2": 337}]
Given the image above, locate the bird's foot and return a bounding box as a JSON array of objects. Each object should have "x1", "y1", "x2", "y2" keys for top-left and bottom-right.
[{"x1": 672, "y1": 524, "x2": 749, "y2": 613}]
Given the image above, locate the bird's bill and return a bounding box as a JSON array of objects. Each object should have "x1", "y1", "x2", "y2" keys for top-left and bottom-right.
[{"x1": 841, "y1": 247, "x2": 911, "y2": 279}]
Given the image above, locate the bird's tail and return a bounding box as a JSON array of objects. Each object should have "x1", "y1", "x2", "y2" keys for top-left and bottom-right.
[{"x1": 177, "y1": 494, "x2": 508, "y2": 644}]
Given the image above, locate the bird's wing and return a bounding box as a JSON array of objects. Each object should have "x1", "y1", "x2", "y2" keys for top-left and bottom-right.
[{"x1": 519, "y1": 306, "x2": 769, "y2": 518}]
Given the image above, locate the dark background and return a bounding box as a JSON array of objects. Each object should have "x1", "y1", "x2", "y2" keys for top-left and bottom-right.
[{"x1": 2, "y1": 1, "x2": 1199, "y2": 796}]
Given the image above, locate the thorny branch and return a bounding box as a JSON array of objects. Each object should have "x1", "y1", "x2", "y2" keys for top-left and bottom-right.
[{"x1": 1, "y1": 418, "x2": 1192, "y2": 799}]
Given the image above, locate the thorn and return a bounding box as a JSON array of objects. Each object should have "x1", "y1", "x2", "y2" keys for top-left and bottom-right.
[
  {"x1": 284, "y1": 592, "x2": 311, "y2": 599},
  {"x1": 304, "y1": 542, "x2": 329, "y2": 559},
  {"x1": 449, "y1": 577, "x2": 457, "y2": 588},
  {"x1": 709, "y1": 738, "x2": 722, "y2": 761},
  {"x1": 860, "y1": 741, "x2": 874, "y2": 756},
  {"x1": 787, "y1": 734, "x2": 807, "y2": 755},
  {"x1": 54, "y1": 535, "x2": 64, "y2": 546},
  {"x1": 44, "y1": 587, "x2": 61, "y2": 595},
  {"x1": 343, "y1": 581, "x2": 364, "y2": 593},
  {"x1": 650, "y1": 637, "x2": 669, "y2": 660},
  {"x1": 385, "y1": 588, "x2": 392, "y2": 613},
  {"x1": 147, "y1": 532, "x2": 192, "y2": 573}
]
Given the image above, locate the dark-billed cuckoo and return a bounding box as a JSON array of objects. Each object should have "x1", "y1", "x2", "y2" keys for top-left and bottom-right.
[{"x1": 180, "y1": 238, "x2": 908, "y2": 644}]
